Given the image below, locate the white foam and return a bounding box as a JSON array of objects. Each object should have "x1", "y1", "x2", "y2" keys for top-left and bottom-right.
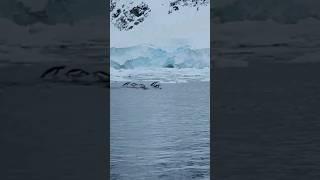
[{"x1": 111, "y1": 67, "x2": 210, "y2": 83}]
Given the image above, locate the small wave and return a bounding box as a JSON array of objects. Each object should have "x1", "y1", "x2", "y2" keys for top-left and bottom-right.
[{"x1": 110, "y1": 67, "x2": 210, "y2": 83}]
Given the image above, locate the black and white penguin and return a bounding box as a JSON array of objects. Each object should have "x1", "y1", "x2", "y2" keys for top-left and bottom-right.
[
  {"x1": 130, "y1": 83, "x2": 138, "y2": 87},
  {"x1": 93, "y1": 71, "x2": 109, "y2": 82},
  {"x1": 65, "y1": 69, "x2": 90, "y2": 80},
  {"x1": 138, "y1": 83, "x2": 148, "y2": 90},
  {"x1": 40, "y1": 65, "x2": 66, "y2": 78},
  {"x1": 150, "y1": 81, "x2": 162, "y2": 89},
  {"x1": 122, "y1": 82, "x2": 131, "y2": 86},
  {"x1": 150, "y1": 81, "x2": 159, "y2": 87},
  {"x1": 153, "y1": 84, "x2": 162, "y2": 89}
]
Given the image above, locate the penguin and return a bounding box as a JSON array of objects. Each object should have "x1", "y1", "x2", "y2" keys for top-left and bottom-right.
[
  {"x1": 40, "y1": 65, "x2": 66, "y2": 78},
  {"x1": 153, "y1": 84, "x2": 162, "y2": 89},
  {"x1": 65, "y1": 69, "x2": 90, "y2": 80},
  {"x1": 130, "y1": 83, "x2": 138, "y2": 87},
  {"x1": 150, "y1": 81, "x2": 162, "y2": 89},
  {"x1": 138, "y1": 83, "x2": 148, "y2": 90},
  {"x1": 93, "y1": 71, "x2": 110, "y2": 82},
  {"x1": 150, "y1": 81, "x2": 159, "y2": 87},
  {"x1": 122, "y1": 82, "x2": 131, "y2": 86}
]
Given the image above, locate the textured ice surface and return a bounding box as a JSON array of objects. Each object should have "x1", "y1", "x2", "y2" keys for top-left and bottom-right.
[{"x1": 110, "y1": 44, "x2": 210, "y2": 82}]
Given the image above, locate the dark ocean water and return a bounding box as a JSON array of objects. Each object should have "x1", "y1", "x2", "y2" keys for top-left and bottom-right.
[{"x1": 111, "y1": 82, "x2": 210, "y2": 180}]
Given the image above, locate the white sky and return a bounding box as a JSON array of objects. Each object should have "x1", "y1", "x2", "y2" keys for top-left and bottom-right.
[{"x1": 110, "y1": 0, "x2": 210, "y2": 49}]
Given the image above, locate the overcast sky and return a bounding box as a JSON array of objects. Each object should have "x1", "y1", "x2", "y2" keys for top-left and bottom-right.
[{"x1": 110, "y1": 0, "x2": 210, "y2": 49}]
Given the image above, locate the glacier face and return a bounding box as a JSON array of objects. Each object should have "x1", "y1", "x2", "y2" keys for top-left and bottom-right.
[
  {"x1": 110, "y1": 44, "x2": 210, "y2": 82},
  {"x1": 111, "y1": 45, "x2": 209, "y2": 69}
]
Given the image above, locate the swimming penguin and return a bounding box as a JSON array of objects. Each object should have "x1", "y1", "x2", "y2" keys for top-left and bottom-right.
[
  {"x1": 93, "y1": 71, "x2": 109, "y2": 82},
  {"x1": 150, "y1": 81, "x2": 162, "y2": 89},
  {"x1": 130, "y1": 83, "x2": 138, "y2": 87},
  {"x1": 40, "y1": 65, "x2": 66, "y2": 78},
  {"x1": 150, "y1": 81, "x2": 159, "y2": 87},
  {"x1": 65, "y1": 69, "x2": 90, "y2": 79},
  {"x1": 153, "y1": 84, "x2": 162, "y2": 89},
  {"x1": 122, "y1": 82, "x2": 131, "y2": 86},
  {"x1": 138, "y1": 83, "x2": 148, "y2": 90}
]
